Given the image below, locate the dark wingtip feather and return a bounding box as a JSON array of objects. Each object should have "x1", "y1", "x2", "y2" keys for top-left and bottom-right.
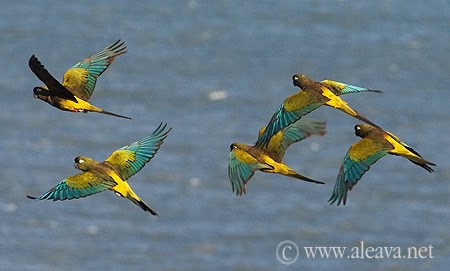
[
  {"x1": 153, "y1": 122, "x2": 172, "y2": 138},
  {"x1": 328, "y1": 194, "x2": 340, "y2": 206},
  {"x1": 237, "y1": 187, "x2": 246, "y2": 196},
  {"x1": 328, "y1": 194, "x2": 346, "y2": 206},
  {"x1": 108, "y1": 39, "x2": 127, "y2": 55},
  {"x1": 28, "y1": 54, "x2": 40, "y2": 69},
  {"x1": 26, "y1": 195, "x2": 37, "y2": 200}
]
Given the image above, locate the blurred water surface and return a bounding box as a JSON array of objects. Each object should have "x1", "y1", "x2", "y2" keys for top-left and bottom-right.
[{"x1": 0, "y1": 0, "x2": 449, "y2": 270}]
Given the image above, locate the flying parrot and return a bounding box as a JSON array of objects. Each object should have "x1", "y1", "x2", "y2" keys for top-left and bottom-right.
[
  {"x1": 27, "y1": 123, "x2": 171, "y2": 216},
  {"x1": 257, "y1": 74, "x2": 381, "y2": 148},
  {"x1": 229, "y1": 118, "x2": 326, "y2": 196},
  {"x1": 328, "y1": 124, "x2": 436, "y2": 206},
  {"x1": 29, "y1": 40, "x2": 131, "y2": 119}
]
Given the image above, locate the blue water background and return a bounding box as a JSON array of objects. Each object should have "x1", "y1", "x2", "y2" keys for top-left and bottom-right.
[{"x1": 0, "y1": 1, "x2": 449, "y2": 270}]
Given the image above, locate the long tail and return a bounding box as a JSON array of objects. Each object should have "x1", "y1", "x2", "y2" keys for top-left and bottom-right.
[
  {"x1": 326, "y1": 96, "x2": 381, "y2": 129},
  {"x1": 126, "y1": 193, "x2": 158, "y2": 216},
  {"x1": 87, "y1": 103, "x2": 131, "y2": 119},
  {"x1": 99, "y1": 109, "x2": 131, "y2": 120},
  {"x1": 286, "y1": 169, "x2": 325, "y2": 185},
  {"x1": 338, "y1": 104, "x2": 382, "y2": 129},
  {"x1": 409, "y1": 159, "x2": 435, "y2": 173},
  {"x1": 365, "y1": 89, "x2": 383, "y2": 93},
  {"x1": 402, "y1": 145, "x2": 436, "y2": 173}
]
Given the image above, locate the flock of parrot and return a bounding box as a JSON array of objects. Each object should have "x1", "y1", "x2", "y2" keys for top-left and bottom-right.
[
  {"x1": 27, "y1": 40, "x2": 435, "y2": 217},
  {"x1": 228, "y1": 73, "x2": 436, "y2": 205},
  {"x1": 28, "y1": 40, "x2": 170, "y2": 216}
]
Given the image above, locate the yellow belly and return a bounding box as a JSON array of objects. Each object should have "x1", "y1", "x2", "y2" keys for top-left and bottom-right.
[{"x1": 55, "y1": 96, "x2": 99, "y2": 112}]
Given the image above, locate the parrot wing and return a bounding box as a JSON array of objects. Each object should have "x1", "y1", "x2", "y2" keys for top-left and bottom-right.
[
  {"x1": 28, "y1": 172, "x2": 116, "y2": 201},
  {"x1": 321, "y1": 79, "x2": 382, "y2": 95},
  {"x1": 29, "y1": 55, "x2": 78, "y2": 102},
  {"x1": 256, "y1": 91, "x2": 324, "y2": 148},
  {"x1": 261, "y1": 118, "x2": 326, "y2": 162},
  {"x1": 104, "y1": 122, "x2": 171, "y2": 181},
  {"x1": 62, "y1": 40, "x2": 127, "y2": 100},
  {"x1": 328, "y1": 137, "x2": 390, "y2": 206},
  {"x1": 228, "y1": 148, "x2": 271, "y2": 196}
]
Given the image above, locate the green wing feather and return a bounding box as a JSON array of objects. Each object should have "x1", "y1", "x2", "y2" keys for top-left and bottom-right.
[
  {"x1": 282, "y1": 119, "x2": 325, "y2": 144},
  {"x1": 321, "y1": 80, "x2": 382, "y2": 95},
  {"x1": 228, "y1": 149, "x2": 270, "y2": 196},
  {"x1": 64, "y1": 40, "x2": 127, "y2": 100},
  {"x1": 328, "y1": 139, "x2": 389, "y2": 205},
  {"x1": 29, "y1": 172, "x2": 116, "y2": 201},
  {"x1": 256, "y1": 92, "x2": 323, "y2": 148},
  {"x1": 263, "y1": 118, "x2": 326, "y2": 162},
  {"x1": 105, "y1": 122, "x2": 171, "y2": 180}
]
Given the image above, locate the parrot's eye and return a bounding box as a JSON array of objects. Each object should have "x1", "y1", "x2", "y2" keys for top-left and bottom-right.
[
  {"x1": 355, "y1": 125, "x2": 361, "y2": 131},
  {"x1": 293, "y1": 76, "x2": 298, "y2": 81},
  {"x1": 230, "y1": 144, "x2": 237, "y2": 151},
  {"x1": 33, "y1": 87, "x2": 43, "y2": 94},
  {"x1": 78, "y1": 158, "x2": 84, "y2": 164}
]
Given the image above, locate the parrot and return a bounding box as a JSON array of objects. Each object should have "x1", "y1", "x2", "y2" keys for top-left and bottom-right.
[
  {"x1": 29, "y1": 40, "x2": 130, "y2": 119},
  {"x1": 229, "y1": 118, "x2": 326, "y2": 195},
  {"x1": 256, "y1": 74, "x2": 380, "y2": 148},
  {"x1": 27, "y1": 122, "x2": 171, "y2": 216},
  {"x1": 328, "y1": 123, "x2": 436, "y2": 205}
]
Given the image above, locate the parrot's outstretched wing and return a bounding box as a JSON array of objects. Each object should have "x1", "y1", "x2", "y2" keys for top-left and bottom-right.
[
  {"x1": 29, "y1": 55, "x2": 77, "y2": 102},
  {"x1": 256, "y1": 91, "x2": 324, "y2": 148},
  {"x1": 27, "y1": 172, "x2": 116, "y2": 201},
  {"x1": 105, "y1": 122, "x2": 171, "y2": 180},
  {"x1": 260, "y1": 119, "x2": 326, "y2": 162},
  {"x1": 321, "y1": 80, "x2": 382, "y2": 95},
  {"x1": 228, "y1": 148, "x2": 271, "y2": 196},
  {"x1": 328, "y1": 137, "x2": 389, "y2": 206},
  {"x1": 62, "y1": 40, "x2": 127, "y2": 100}
]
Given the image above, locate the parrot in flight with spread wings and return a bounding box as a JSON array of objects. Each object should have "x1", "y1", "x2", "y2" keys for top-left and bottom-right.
[
  {"x1": 256, "y1": 74, "x2": 381, "y2": 148},
  {"x1": 228, "y1": 118, "x2": 326, "y2": 196},
  {"x1": 328, "y1": 123, "x2": 435, "y2": 206},
  {"x1": 27, "y1": 123, "x2": 171, "y2": 216},
  {"x1": 29, "y1": 40, "x2": 130, "y2": 119}
]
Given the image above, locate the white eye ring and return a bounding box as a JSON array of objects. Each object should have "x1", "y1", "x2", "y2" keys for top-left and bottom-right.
[{"x1": 78, "y1": 159, "x2": 84, "y2": 164}]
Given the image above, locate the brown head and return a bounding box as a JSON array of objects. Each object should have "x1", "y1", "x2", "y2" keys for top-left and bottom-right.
[
  {"x1": 74, "y1": 156, "x2": 96, "y2": 171},
  {"x1": 230, "y1": 142, "x2": 257, "y2": 155},
  {"x1": 33, "y1": 86, "x2": 51, "y2": 103},
  {"x1": 354, "y1": 124, "x2": 379, "y2": 138},
  {"x1": 230, "y1": 142, "x2": 247, "y2": 151},
  {"x1": 292, "y1": 74, "x2": 315, "y2": 89},
  {"x1": 230, "y1": 143, "x2": 238, "y2": 152}
]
